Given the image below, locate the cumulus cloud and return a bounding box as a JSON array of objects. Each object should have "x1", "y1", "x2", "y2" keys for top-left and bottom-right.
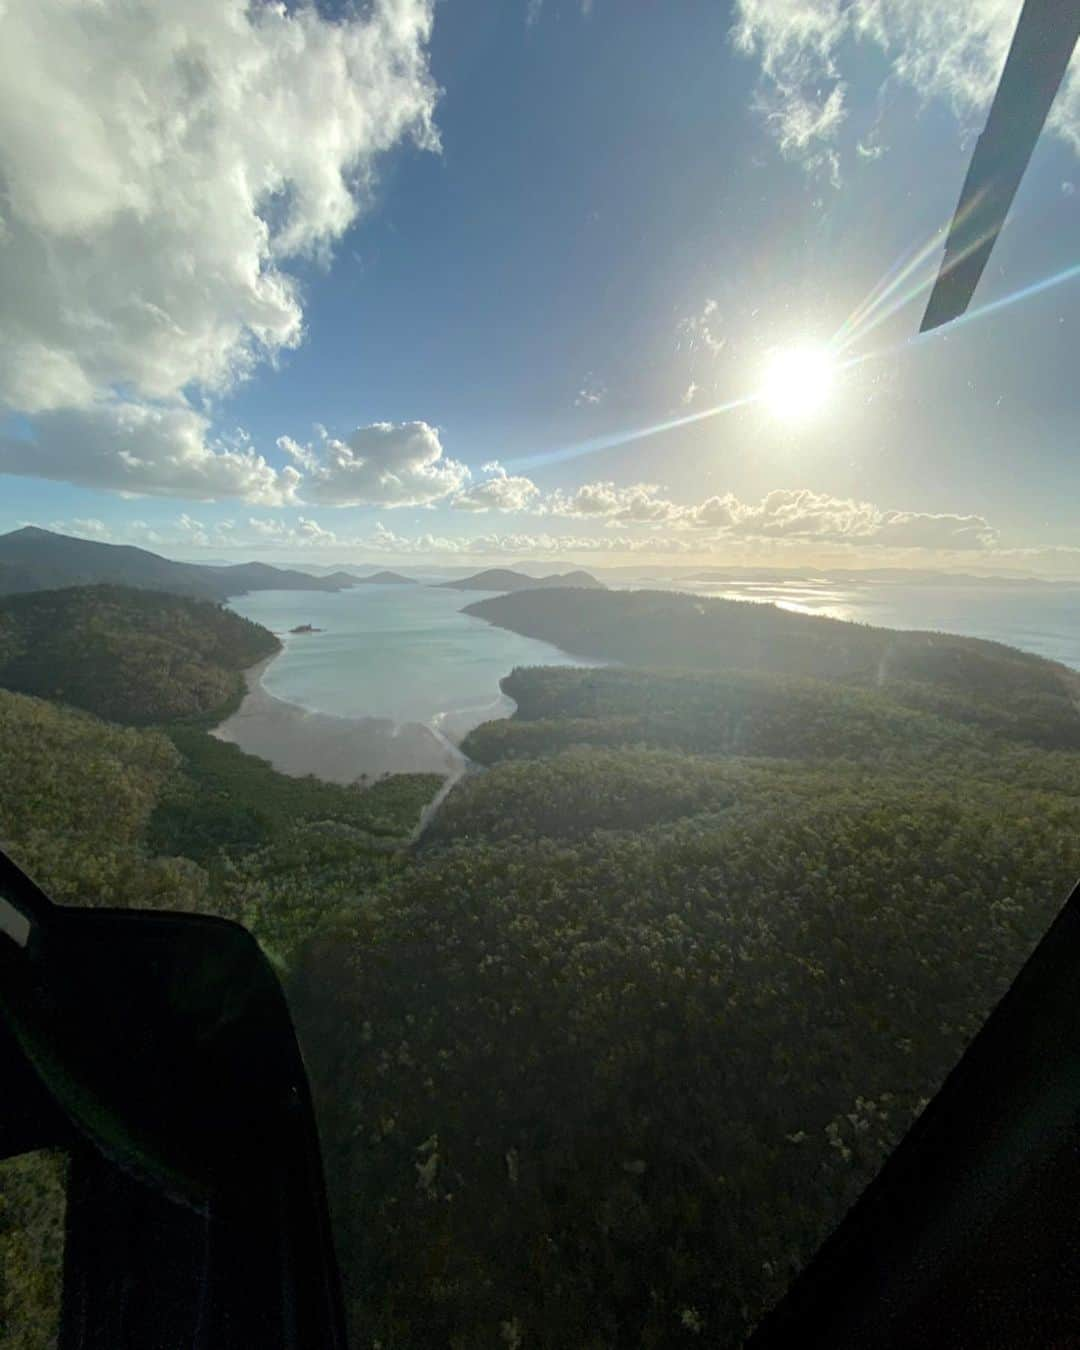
[
  {"x1": 732, "y1": 0, "x2": 1080, "y2": 174},
  {"x1": 547, "y1": 481, "x2": 684, "y2": 524},
  {"x1": 868, "y1": 508, "x2": 998, "y2": 549},
  {"x1": 451, "y1": 462, "x2": 541, "y2": 513},
  {"x1": 37, "y1": 487, "x2": 1005, "y2": 563},
  {"x1": 363, "y1": 523, "x2": 690, "y2": 556},
  {"x1": 281, "y1": 422, "x2": 468, "y2": 508},
  {"x1": 0, "y1": 0, "x2": 438, "y2": 497},
  {"x1": 684, "y1": 487, "x2": 997, "y2": 549},
  {"x1": 245, "y1": 514, "x2": 339, "y2": 548},
  {"x1": 539, "y1": 481, "x2": 995, "y2": 548},
  {"x1": 59, "y1": 517, "x2": 112, "y2": 541},
  {"x1": 1, "y1": 402, "x2": 300, "y2": 503}
]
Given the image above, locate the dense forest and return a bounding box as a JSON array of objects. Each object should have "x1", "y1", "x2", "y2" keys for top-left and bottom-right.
[
  {"x1": 0, "y1": 592, "x2": 440, "y2": 1348},
  {"x1": 465, "y1": 588, "x2": 1080, "y2": 749},
  {"x1": 292, "y1": 655, "x2": 1080, "y2": 1347},
  {"x1": 0, "y1": 585, "x2": 280, "y2": 724},
  {"x1": 5, "y1": 584, "x2": 1080, "y2": 1346}
]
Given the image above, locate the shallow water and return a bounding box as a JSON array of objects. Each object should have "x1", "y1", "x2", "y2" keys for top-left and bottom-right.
[{"x1": 227, "y1": 582, "x2": 602, "y2": 734}]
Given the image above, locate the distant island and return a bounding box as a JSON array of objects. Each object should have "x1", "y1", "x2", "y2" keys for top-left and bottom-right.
[
  {"x1": 438, "y1": 567, "x2": 605, "y2": 593},
  {"x1": 0, "y1": 526, "x2": 359, "y2": 601},
  {"x1": 353, "y1": 570, "x2": 416, "y2": 585},
  {"x1": 289, "y1": 623, "x2": 323, "y2": 634}
]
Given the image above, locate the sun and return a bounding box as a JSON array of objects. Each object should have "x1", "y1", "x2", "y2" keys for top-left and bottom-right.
[{"x1": 759, "y1": 343, "x2": 836, "y2": 422}]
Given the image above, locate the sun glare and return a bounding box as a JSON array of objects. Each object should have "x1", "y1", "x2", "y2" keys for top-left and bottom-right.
[{"x1": 759, "y1": 344, "x2": 836, "y2": 422}]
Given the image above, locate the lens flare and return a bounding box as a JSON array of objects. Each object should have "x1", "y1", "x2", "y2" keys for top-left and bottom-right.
[
  {"x1": 505, "y1": 395, "x2": 755, "y2": 471},
  {"x1": 505, "y1": 254, "x2": 1080, "y2": 476},
  {"x1": 831, "y1": 191, "x2": 992, "y2": 353}
]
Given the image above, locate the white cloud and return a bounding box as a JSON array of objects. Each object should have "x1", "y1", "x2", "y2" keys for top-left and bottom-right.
[
  {"x1": 547, "y1": 481, "x2": 684, "y2": 524},
  {"x1": 0, "y1": 0, "x2": 438, "y2": 495},
  {"x1": 1, "y1": 402, "x2": 299, "y2": 503},
  {"x1": 245, "y1": 513, "x2": 338, "y2": 548},
  {"x1": 683, "y1": 494, "x2": 743, "y2": 530},
  {"x1": 296, "y1": 515, "x2": 339, "y2": 546},
  {"x1": 285, "y1": 421, "x2": 468, "y2": 508},
  {"x1": 682, "y1": 380, "x2": 700, "y2": 405},
  {"x1": 732, "y1": 0, "x2": 1080, "y2": 174},
  {"x1": 362, "y1": 523, "x2": 689, "y2": 556},
  {"x1": 683, "y1": 487, "x2": 997, "y2": 549},
  {"x1": 574, "y1": 375, "x2": 607, "y2": 406},
  {"x1": 67, "y1": 518, "x2": 112, "y2": 541},
  {"x1": 538, "y1": 481, "x2": 996, "y2": 548},
  {"x1": 33, "y1": 489, "x2": 1017, "y2": 565},
  {"x1": 868, "y1": 508, "x2": 998, "y2": 550},
  {"x1": 732, "y1": 0, "x2": 848, "y2": 178},
  {"x1": 451, "y1": 462, "x2": 541, "y2": 513}
]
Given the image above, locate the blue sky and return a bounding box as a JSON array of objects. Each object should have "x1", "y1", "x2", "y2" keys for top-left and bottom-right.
[{"x1": 1, "y1": 0, "x2": 1078, "y2": 571}]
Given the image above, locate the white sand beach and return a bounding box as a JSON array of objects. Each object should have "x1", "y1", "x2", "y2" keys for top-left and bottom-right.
[{"x1": 213, "y1": 655, "x2": 468, "y2": 785}]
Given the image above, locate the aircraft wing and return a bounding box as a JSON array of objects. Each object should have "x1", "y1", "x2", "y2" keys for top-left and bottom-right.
[{"x1": 920, "y1": 0, "x2": 1080, "y2": 332}]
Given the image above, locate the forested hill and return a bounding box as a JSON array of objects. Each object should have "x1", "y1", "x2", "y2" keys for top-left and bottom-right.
[
  {"x1": 0, "y1": 683, "x2": 440, "y2": 1349},
  {"x1": 0, "y1": 527, "x2": 357, "y2": 600},
  {"x1": 8, "y1": 573, "x2": 1080, "y2": 1346},
  {"x1": 0, "y1": 585, "x2": 280, "y2": 724},
  {"x1": 294, "y1": 656, "x2": 1080, "y2": 1347},
  {"x1": 465, "y1": 586, "x2": 1080, "y2": 749}
]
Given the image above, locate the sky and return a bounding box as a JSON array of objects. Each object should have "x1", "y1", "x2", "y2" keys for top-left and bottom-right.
[{"x1": 1, "y1": 0, "x2": 1078, "y2": 573}]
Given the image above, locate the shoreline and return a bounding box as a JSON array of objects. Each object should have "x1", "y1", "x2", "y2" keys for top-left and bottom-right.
[{"x1": 212, "y1": 650, "x2": 471, "y2": 788}]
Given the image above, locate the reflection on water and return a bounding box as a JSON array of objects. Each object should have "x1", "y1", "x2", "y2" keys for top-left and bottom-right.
[
  {"x1": 773, "y1": 598, "x2": 852, "y2": 619},
  {"x1": 674, "y1": 579, "x2": 1080, "y2": 669}
]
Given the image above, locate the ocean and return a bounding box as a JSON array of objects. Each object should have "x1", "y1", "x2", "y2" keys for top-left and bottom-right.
[{"x1": 675, "y1": 578, "x2": 1080, "y2": 669}]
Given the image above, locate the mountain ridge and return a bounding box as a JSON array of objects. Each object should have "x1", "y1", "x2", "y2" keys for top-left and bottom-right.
[
  {"x1": 438, "y1": 567, "x2": 605, "y2": 592},
  {"x1": 0, "y1": 527, "x2": 359, "y2": 601},
  {"x1": 354, "y1": 570, "x2": 416, "y2": 585}
]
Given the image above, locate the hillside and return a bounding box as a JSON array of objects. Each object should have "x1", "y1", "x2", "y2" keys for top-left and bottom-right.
[
  {"x1": 0, "y1": 585, "x2": 280, "y2": 724},
  {"x1": 8, "y1": 579, "x2": 1080, "y2": 1348},
  {"x1": 294, "y1": 658, "x2": 1080, "y2": 1347},
  {"x1": 199, "y1": 559, "x2": 358, "y2": 595},
  {"x1": 0, "y1": 527, "x2": 357, "y2": 600},
  {"x1": 465, "y1": 587, "x2": 1080, "y2": 749},
  {"x1": 0, "y1": 682, "x2": 440, "y2": 1350},
  {"x1": 438, "y1": 567, "x2": 605, "y2": 592},
  {"x1": 355, "y1": 570, "x2": 416, "y2": 584}
]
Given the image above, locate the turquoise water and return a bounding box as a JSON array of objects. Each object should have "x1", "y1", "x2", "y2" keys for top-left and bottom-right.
[{"x1": 227, "y1": 583, "x2": 602, "y2": 738}]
